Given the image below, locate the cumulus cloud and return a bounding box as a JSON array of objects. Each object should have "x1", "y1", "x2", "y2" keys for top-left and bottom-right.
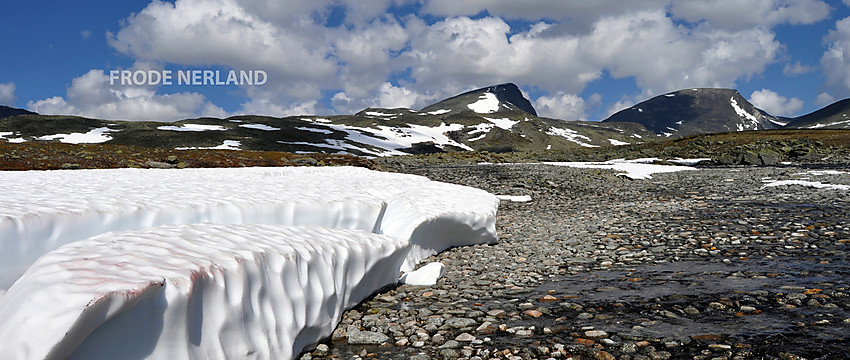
[
  {"x1": 0, "y1": 82, "x2": 15, "y2": 106},
  {"x1": 670, "y1": 0, "x2": 831, "y2": 29},
  {"x1": 27, "y1": 69, "x2": 226, "y2": 121},
  {"x1": 783, "y1": 61, "x2": 815, "y2": 75},
  {"x1": 822, "y1": 17, "x2": 850, "y2": 98},
  {"x1": 749, "y1": 88, "x2": 804, "y2": 116},
  {"x1": 816, "y1": 92, "x2": 836, "y2": 106},
  {"x1": 534, "y1": 92, "x2": 588, "y2": 120},
  {"x1": 26, "y1": 0, "x2": 802, "y2": 119}
]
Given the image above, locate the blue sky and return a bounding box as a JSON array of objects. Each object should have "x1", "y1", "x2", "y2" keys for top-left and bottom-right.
[{"x1": 2, "y1": 0, "x2": 850, "y2": 121}]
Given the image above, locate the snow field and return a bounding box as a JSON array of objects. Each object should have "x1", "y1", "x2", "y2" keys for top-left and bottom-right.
[
  {"x1": 0, "y1": 224, "x2": 408, "y2": 360},
  {"x1": 0, "y1": 166, "x2": 499, "y2": 359}
]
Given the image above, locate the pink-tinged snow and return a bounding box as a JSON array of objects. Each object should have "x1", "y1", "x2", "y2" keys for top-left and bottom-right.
[
  {"x1": 545, "y1": 126, "x2": 599, "y2": 148},
  {"x1": 0, "y1": 225, "x2": 408, "y2": 360},
  {"x1": 542, "y1": 158, "x2": 698, "y2": 179},
  {"x1": 240, "y1": 123, "x2": 281, "y2": 131},
  {"x1": 35, "y1": 127, "x2": 120, "y2": 144},
  {"x1": 467, "y1": 93, "x2": 500, "y2": 114},
  {"x1": 176, "y1": 139, "x2": 242, "y2": 150},
  {"x1": 0, "y1": 166, "x2": 498, "y2": 359},
  {"x1": 158, "y1": 124, "x2": 227, "y2": 132}
]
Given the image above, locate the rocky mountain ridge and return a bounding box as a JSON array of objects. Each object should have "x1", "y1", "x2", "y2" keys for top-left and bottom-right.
[{"x1": 1, "y1": 84, "x2": 848, "y2": 156}]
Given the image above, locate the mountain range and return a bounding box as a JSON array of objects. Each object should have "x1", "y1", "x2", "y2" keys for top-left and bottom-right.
[{"x1": 1, "y1": 84, "x2": 848, "y2": 156}]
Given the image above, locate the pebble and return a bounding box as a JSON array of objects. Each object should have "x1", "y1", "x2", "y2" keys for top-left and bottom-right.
[{"x1": 306, "y1": 164, "x2": 850, "y2": 360}]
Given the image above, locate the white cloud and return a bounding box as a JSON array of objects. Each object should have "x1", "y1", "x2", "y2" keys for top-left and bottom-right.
[
  {"x1": 0, "y1": 82, "x2": 15, "y2": 106},
  {"x1": 27, "y1": 69, "x2": 226, "y2": 121},
  {"x1": 330, "y1": 82, "x2": 435, "y2": 113},
  {"x1": 749, "y1": 88, "x2": 804, "y2": 116},
  {"x1": 816, "y1": 92, "x2": 836, "y2": 105},
  {"x1": 239, "y1": 98, "x2": 318, "y2": 117},
  {"x1": 107, "y1": 0, "x2": 338, "y2": 101},
  {"x1": 534, "y1": 92, "x2": 587, "y2": 120},
  {"x1": 670, "y1": 0, "x2": 831, "y2": 29},
  {"x1": 783, "y1": 61, "x2": 815, "y2": 75},
  {"x1": 80, "y1": 0, "x2": 800, "y2": 118},
  {"x1": 822, "y1": 17, "x2": 850, "y2": 98}
]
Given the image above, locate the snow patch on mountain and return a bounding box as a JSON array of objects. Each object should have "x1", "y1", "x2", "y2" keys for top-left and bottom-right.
[
  {"x1": 239, "y1": 123, "x2": 281, "y2": 131},
  {"x1": 158, "y1": 124, "x2": 227, "y2": 132},
  {"x1": 176, "y1": 140, "x2": 241, "y2": 150},
  {"x1": 483, "y1": 117, "x2": 518, "y2": 130},
  {"x1": 35, "y1": 127, "x2": 119, "y2": 144},
  {"x1": 546, "y1": 126, "x2": 599, "y2": 148},
  {"x1": 730, "y1": 97, "x2": 761, "y2": 131},
  {"x1": 467, "y1": 93, "x2": 500, "y2": 114}
]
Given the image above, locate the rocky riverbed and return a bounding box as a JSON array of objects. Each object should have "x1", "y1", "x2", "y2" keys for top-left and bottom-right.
[{"x1": 301, "y1": 162, "x2": 850, "y2": 360}]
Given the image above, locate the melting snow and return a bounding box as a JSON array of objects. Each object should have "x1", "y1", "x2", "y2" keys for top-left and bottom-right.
[
  {"x1": 36, "y1": 127, "x2": 119, "y2": 144},
  {"x1": 467, "y1": 93, "x2": 500, "y2": 114},
  {"x1": 543, "y1": 158, "x2": 698, "y2": 180},
  {"x1": 665, "y1": 93, "x2": 676, "y2": 97},
  {"x1": 296, "y1": 127, "x2": 333, "y2": 134},
  {"x1": 807, "y1": 119, "x2": 850, "y2": 129},
  {"x1": 300, "y1": 118, "x2": 332, "y2": 124},
  {"x1": 764, "y1": 180, "x2": 849, "y2": 191},
  {"x1": 0, "y1": 167, "x2": 498, "y2": 359},
  {"x1": 496, "y1": 195, "x2": 532, "y2": 203},
  {"x1": 483, "y1": 117, "x2": 519, "y2": 130},
  {"x1": 239, "y1": 123, "x2": 281, "y2": 131},
  {"x1": 422, "y1": 109, "x2": 451, "y2": 116},
  {"x1": 546, "y1": 127, "x2": 599, "y2": 148},
  {"x1": 158, "y1": 124, "x2": 227, "y2": 132},
  {"x1": 399, "y1": 262, "x2": 446, "y2": 286},
  {"x1": 0, "y1": 132, "x2": 25, "y2": 143},
  {"x1": 176, "y1": 140, "x2": 241, "y2": 150},
  {"x1": 730, "y1": 97, "x2": 760, "y2": 130},
  {"x1": 365, "y1": 111, "x2": 401, "y2": 117},
  {"x1": 467, "y1": 123, "x2": 495, "y2": 142},
  {"x1": 669, "y1": 158, "x2": 711, "y2": 165},
  {"x1": 608, "y1": 139, "x2": 630, "y2": 146}
]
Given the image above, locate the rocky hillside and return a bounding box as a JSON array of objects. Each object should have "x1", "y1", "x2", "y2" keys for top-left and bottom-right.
[
  {"x1": 785, "y1": 98, "x2": 850, "y2": 129},
  {"x1": 603, "y1": 88, "x2": 784, "y2": 137},
  {"x1": 0, "y1": 106, "x2": 34, "y2": 119},
  {"x1": 0, "y1": 84, "x2": 653, "y2": 156}
]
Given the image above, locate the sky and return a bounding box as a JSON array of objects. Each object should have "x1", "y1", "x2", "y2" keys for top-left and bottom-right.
[{"x1": 3, "y1": 0, "x2": 850, "y2": 122}]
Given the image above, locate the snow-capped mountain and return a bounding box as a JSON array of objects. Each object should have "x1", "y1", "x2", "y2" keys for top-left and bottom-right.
[
  {"x1": 421, "y1": 83, "x2": 538, "y2": 116},
  {"x1": 603, "y1": 88, "x2": 783, "y2": 137},
  {"x1": 785, "y1": 98, "x2": 850, "y2": 130},
  {"x1": 0, "y1": 84, "x2": 650, "y2": 155}
]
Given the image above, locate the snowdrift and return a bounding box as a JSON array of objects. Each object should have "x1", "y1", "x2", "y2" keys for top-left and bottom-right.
[{"x1": 0, "y1": 167, "x2": 499, "y2": 359}]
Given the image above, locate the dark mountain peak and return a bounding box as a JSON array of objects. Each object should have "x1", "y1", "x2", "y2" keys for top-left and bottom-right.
[
  {"x1": 603, "y1": 87, "x2": 781, "y2": 137},
  {"x1": 786, "y1": 98, "x2": 850, "y2": 129},
  {"x1": 421, "y1": 83, "x2": 537, "y2": 116},
  {"x1": 0, "y1": 106, "x2": 36, "y2": 119}
]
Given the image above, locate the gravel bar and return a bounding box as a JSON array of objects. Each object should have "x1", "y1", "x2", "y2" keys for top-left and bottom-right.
[{"x1": 301, "y1": 163, "x2": 850, "y2": 360}]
